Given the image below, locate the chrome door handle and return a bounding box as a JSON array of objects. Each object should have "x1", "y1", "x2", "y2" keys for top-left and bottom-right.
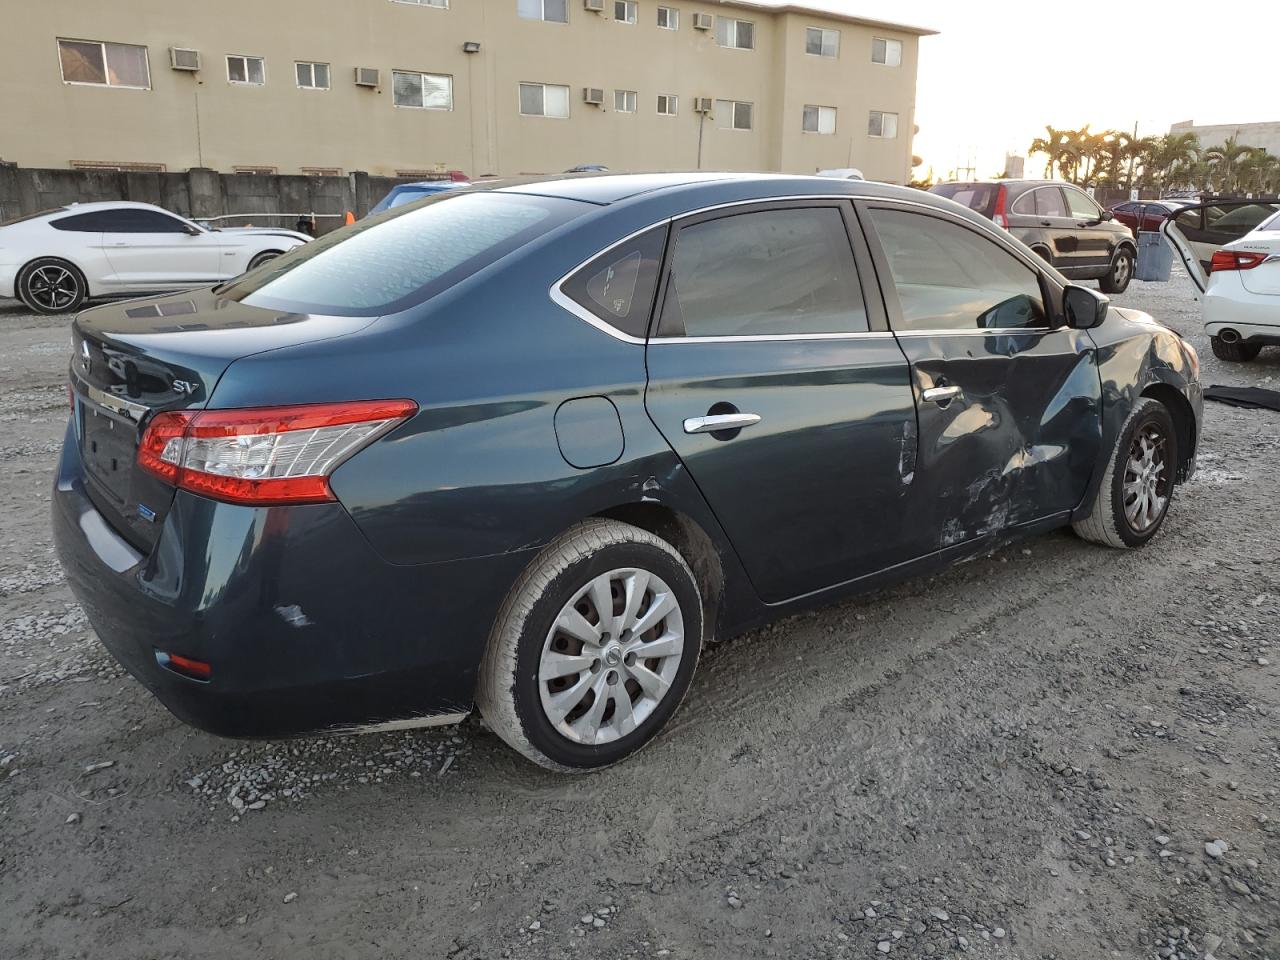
[
  {"x1": 922, "y1": 385, "x2": 962, "y2": 404},
  {"x1": 683, "y1": 413, "x2": 762, "y2": 434}
]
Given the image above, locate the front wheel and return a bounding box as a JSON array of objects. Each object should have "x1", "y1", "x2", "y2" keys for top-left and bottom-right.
[
  {"x1": 17, "y1": 258, "x2": 87, "y2": 314},
  {"x1": 1210, "y1": 335, "x2": 1261, "y2": 362},
  {"x1": 476, "y1": 519, "x2": 703, "y2": 771},
  {"x1": 1073, "y1": 397, "x2": 1178, "y2": 549},
  {"x1": 247, "y1": 250, "x2": 283, "y2": 271},
  {"x1": 1098, "y1": 247, "x2": 1134, "y2": 294}
]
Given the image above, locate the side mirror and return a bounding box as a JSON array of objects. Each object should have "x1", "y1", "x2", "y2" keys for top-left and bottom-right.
[
  {"x1": 183, "y1": 224, "x2": 203, "y2": 236},
  {"x1": 1101, "y1": 210, "x2": 1114, "y2": 222},
  {"x1": 1063, "y1": 284, "x2": 1109, "y2": 329}
]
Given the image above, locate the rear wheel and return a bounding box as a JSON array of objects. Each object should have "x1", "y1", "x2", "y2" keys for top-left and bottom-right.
[
  {"x1": 1030, "y1": 246, "x2": 1053, "y2": 266},
  {"x1": 1210, "y1": 335, "x2": 1262, "y2": 362},
  {"x1": 17, "y1": 258, "x2": 87, "y2": 314},
  {"x1": 1073, "y1": 397, "x2": 1178, "y2": 549},
  {"x1": 1098, "y1": 247, "x2": 1134, "y2": 294},
  {"x1": 476, "y1": 519, "x2": 703, "y2": 771}
]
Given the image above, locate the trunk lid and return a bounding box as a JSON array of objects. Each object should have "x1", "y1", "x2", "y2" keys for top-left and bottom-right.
[
  {"x1": 70, "y1": 287, "x2": 377, "y2": 551},
  {"x1": 1234, "y1": 231, "x2": 1280, "y2": 296}
]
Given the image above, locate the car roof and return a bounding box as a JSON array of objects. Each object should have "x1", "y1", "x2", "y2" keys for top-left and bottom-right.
[
  {"x1": 43, "y1": 200, "x2": 173, "y2": 214},
  {"x1": 494, "y1": 172, "x2": 764, "y2": 204}
]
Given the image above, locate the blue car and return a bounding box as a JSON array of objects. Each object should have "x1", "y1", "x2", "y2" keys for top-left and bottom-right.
[
  {"x1": 367, "y1": 179, "x2": 468, "y2": 216},
  {"x1": 53, "y1": 173, "x2": 1202, "y2": 770}
]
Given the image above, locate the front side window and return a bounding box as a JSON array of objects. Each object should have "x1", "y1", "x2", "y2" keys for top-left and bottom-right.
[
  {"x1": 657, "y1": 206, "x2": 867, "y2": 338},
  {"x1": 296, "y1": 61, "x2": 330, "y2": 90},
  {"x1": 871, "y1": 37, "x2": 902, "y2": 65},
  {"x1": 657, "y1": 94, "x2": 678, "y2": 116},
  {"x1": 519, "y1": 82, "x2": 570, "y2": 117},
  {"x1": 562, "y1": 226, "x2": 668, "y2": 338},
  {"x1": 802, "y1": 104, "x2": 836, "y2": 135},
  {"x1": 868, "y1": 110, "x2": 898, "y2": 138},
  {"x1": 657, "y1": 6, "x2": 678, "y2": 29},
  {"x1": 715, "y1": 99, "x2": 753, "y2": 131},
  {"x1": 869, "y1": 208, "x2": 1047, "y2": 332},
  {"x1": 518, "y1": 0, "x2": 568, "y2": 22},
  {"x1": 1064, "y1": 188, "x2": 1101, "y2": 220},
  {"x1": 221, "y1": 192, "x2": 585, "y2": 317},
  {"x1": 227, "y1": 55, "x2": 265, "y2": 85},
  {"x1": 805, "y1": 27, "x2": 839, "y2": 57},
  {"x1": 614, "y1": 0, "x2": 637, "y2": 23},
  {"x1": 614, "y1": 89, "x2": 637, "y2": 113},
  {"x1": 715, "y1": 17, "x2": 755, "y2": 49},
  {"x1": 58, "y1": 39, "x2": 151, "y2": 89},
  {"x1": 392, "y1": 71, "x2": 453, "y2": 109}
]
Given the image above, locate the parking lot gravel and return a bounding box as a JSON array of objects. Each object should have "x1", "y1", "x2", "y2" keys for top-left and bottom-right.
[{"x1": 1, "y1": 269, "x2": 1277, "y2": 959}]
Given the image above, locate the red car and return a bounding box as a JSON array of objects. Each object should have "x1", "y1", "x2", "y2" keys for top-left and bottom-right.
[{"x1": 1109, "y1": 199, "x2": 1195, "y2": 234}]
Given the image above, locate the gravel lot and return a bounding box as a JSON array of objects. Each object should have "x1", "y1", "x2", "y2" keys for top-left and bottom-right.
[{"x1": 1, "y1": 271, "x2": 1278, "y2": 960}]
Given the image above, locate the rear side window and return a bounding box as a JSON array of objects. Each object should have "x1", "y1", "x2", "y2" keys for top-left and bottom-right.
[
  {"x1": 657, "y1": 206, "x2": 867, "y2": 338},
  {"x1": 561, "y1": 226, "x2": 667, "y2": 338},
  {"x1": 52, "y1": 209, "x2": 190, "y2": 233},
  {"x1": 869, "y1": 208, "x2": 1047, "y2": 332},
  {"x1": 930, "y1": 183, "x2": 997, "y2": 216},
  {"x1": 221, "y1": 192, "x2": 585, "y2": 316},
  {"x1": 51, "y1": 211, "x2": 123, "y2": 232}
]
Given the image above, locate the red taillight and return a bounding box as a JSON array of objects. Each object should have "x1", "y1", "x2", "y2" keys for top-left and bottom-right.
[
  {"x1": 1210, "y1": 250, "x2": 1267, "y2": 272},
  {"x1": 137, "y1": 399, "x2": 417, "y2": 506},
  {"x1": 156, "y1": 650, "x2": 212, "y2": 681},
  {"x1": 991, "y1": 185, "x2": 1009, "y2": 230},
  {"x1": 448, "y1": 169, "x2": 469, "y2": 182}
]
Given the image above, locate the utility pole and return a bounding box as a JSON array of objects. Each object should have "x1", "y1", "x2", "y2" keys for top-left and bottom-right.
[{"x1": 1126, "y1": 120, "x2": 1138, "y2": 192}]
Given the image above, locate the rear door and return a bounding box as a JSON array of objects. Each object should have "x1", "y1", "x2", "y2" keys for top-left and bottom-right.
[
  {"x1": 1163, "y1": 201, "x2": 1280, "y2": 292},
  {"x1": 641, "y1": 200, "x2": 921, "y2": 603},
  {"x1": 1013, "y1": 185, "x2": 1083, "y2": 273},
  {"x1": 100, "y1": 208, "x2": 222, "y2": 291},
  {"x1": 861, "y1": 202, "x2": 1102, "y2": 547}
]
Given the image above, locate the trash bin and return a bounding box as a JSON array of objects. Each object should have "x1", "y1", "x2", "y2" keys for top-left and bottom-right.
[{"x1": 1135, "y1": 230, "x2": 1173, "y2": 282}]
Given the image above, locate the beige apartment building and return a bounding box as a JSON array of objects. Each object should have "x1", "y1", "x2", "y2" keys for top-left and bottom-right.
[{"x1": 0, "y1": 0, "x2": 932, "y2": 183}]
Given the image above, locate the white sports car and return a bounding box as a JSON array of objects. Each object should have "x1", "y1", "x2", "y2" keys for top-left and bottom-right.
[
  {"x1": 1163, "y1": 200, "x2": 1280, "y2": 362},
  {"x1": 0, "y1": 201, "x2": 311, "y2": 314}
]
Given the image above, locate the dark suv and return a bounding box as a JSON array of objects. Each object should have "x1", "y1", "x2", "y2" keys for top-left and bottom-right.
[{"x1": 930, "y1": 180, "x2": 1137, "y2": 293}]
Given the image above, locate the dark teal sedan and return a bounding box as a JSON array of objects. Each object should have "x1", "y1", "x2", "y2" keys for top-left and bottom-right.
[{"x1": 52, "y1": 173, "x2": 1202, "y2": 770}]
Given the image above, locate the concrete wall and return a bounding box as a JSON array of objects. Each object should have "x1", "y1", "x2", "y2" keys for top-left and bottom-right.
[{"x1": 0, "y1": 0, "x2": 930, "y2": 183}]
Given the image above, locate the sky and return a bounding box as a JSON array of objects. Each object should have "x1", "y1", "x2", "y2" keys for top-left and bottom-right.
[{"x1": 758, "y1": 0, "x2": 1280, "y2": 178}]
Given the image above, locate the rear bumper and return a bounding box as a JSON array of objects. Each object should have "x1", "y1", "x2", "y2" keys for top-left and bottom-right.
[
  {"x1": 1204, "y1": 280, "x2": 1280, "y2": 342},
  {"x1": 52, "y1": 420, "x2": 534, "y2": 738}
]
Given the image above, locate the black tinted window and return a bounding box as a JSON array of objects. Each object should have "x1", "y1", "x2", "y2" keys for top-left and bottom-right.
[
  {"x1": 930, "y1": 183, "x2": 997, "y2": 216},
  {"x1": 869, "y1": 208, "x2": 1047, "y2": 332},
  {"x1": 562, "y1": 226, "x2": 667, "y2": 339},
  {"x1": 50, "y1": 211, "x2": 121, "y2": 232},
  {"x1": 657, "y1": 206, "x2": 867, "y2": 338},
  {"x1": 221, "y1": 193, "x2": 585, "y2": 317},
  {"x1": 53, "y1": 209, "x2": 191, "y2": 233},
  {"x1": 1034, "y1": 187, "x2": 1068, "y2": 218}
]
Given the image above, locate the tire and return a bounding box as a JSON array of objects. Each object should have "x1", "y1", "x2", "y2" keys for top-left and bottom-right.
[
  {"x1": 16, "y1": 258, "x2": 87, "y2": 315},
  {"x1": 1073, "y1": 397, "x2": 1178, "y2": 549},
  {"x1": 247, "y1": 250, "x2": 283, "y2": 270},
  {"x1": 1210, "y1": 335, "x2": 1262, "y2": 363},
  {"x1": 476, "y1": 518, "x2": 703, "y2": 771},
  {"x1": 1030, "y1": 247, "x2": 1053, "y2": 266},
  {"x1": 1098, "y1": 247, "x2": 1135, "y2": 294}
]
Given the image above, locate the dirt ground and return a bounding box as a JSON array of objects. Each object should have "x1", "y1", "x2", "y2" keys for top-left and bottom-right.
[{"x1": 1, "y1": 270, "x2": 1278, "y2": 960}]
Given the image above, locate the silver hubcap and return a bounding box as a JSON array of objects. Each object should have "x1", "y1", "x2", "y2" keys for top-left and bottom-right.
[
  {"x1": 1122, "y1": 424, "x2": 1169, "y2": 532},
  {"x1": 539, "y1": 567, "x2": 684, "y2": 746},
  {"x1": 27, "y1": 265, "x2": 79, "y2": 310},
  {"x1": 1113, "y1": 254, "x2": 1131, "y2": 286}
]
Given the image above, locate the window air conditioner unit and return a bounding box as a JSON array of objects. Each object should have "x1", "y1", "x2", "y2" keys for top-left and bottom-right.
[
  {"x1": 354, "y1": 67, "x2": 380, "y2": 87},
  {"x1": 692, "y1": 13, "x2": 713, "y2": 30},
  {"x1": 169, "y1": 47, "x2": 201, "y2": 71},
  {"x1": 694, "y1": 97, "x2": 713, "y2": 113},
  {"x1": 583, "y1": 87, "x2": 605, "y2": 105},
  {"x1": 584, "y1": 0, "x2": 605, "y2": 10}
]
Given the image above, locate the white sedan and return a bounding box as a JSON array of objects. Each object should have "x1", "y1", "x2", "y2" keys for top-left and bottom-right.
[
  {"x1": 1163, "y1": 201, "x2": 1280, "y2": 362},
  {"x1": 0, "y1": 201, "x2": 310, "y2": 314}
]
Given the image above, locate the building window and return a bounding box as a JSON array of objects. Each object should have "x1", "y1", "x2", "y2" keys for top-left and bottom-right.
[
  {"x1": 393, "y1": 70, "x2": 454, "y2": 109},
  {"x1": 301, "y1": 167, "x2": 343, "y2": 176},
  {"x1": 295, "y1": 61, "x2": 330, "y2": 90},
  {"x1": 71, "y1": 160, "x2": 165, "y2": 172},
  {"x1": 802, "y1": 104, "x2": 836, "y2": 135},
  {"x1": 57, "y1": 39, "x2": 151, "y2": 89},
  {"x1": 657, "y1": 6, "x2": 678, "y2": 29},
  {"x1": 227, "y1": 55, "x2": 265, "y2": 85},
  {"x1": 715, "y1": 99, "x2": 753, "y2": 131},
  {"x1": 872, "y1": 37, "x2": 902, "y2": 66},
  {"x1": 233, "y1": 166, "x2": 278, "y2": 175},
  {"x1": 715, "y1": 17, "x2": 754, "y2": 49},
  {"x1": 519, "y1": 82, "x2": 570, "y2": 118},
  {"x1": 614, "y1": 0, "x2": 637, "y2": 23},
  {"x1": 868, "y1": 110, "x2": 898, "y2": 138},
  {"x1": 805, "y1": 27, "x2": 839, "y2": 57},
  {"x1": 393, "y1": 0, "x2": 448, "y2": 6},
  {"x1": 657, "y1": 94, "x2": 678, "y2": 116},
  {"x1": 614, "y1": 89, "x2": 637, "y2": 113},
  {"x1": 517, "y1": 0, "x2": 568, "y2": 22}
]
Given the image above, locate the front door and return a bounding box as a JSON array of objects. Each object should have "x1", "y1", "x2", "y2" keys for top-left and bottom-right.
[
  {"x1": 100, "y1": 208, "x2": 221, "y2": 291},
  {"x1": 643, "y1": 201, "x2": 920, "y2": 603},
  {"x1": 862, "y1": 202, "x2": 1102, "y2": 550},
  {"x1": 1063, "y1": 186, "x2": 1115, "y2": 274}
]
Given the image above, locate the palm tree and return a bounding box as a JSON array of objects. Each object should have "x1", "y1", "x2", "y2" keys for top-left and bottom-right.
[
  {"x1": 1156, "y1": 132, "x2": 1199, "y2": 186},
  {"x1": 1203, "y1": 135, "x2": 1252, "y2": 193},
  {"x1": 1029, "y1": 126, "x2": 1067, "y2": 178}
]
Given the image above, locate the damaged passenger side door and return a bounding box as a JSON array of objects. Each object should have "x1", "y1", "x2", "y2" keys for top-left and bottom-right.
[{"x1": 861, "y1": 202, "x2": 1102, "y2": 550}]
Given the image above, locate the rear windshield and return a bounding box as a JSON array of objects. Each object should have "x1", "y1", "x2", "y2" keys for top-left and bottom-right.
[
  {"x1": 1260, "y1": 210, "x2": 1280, "y2": 232},
  {"x1": 369, "y1": 185, "x2": 459, "y2": 215},
  {"x1": 219, "y1": 192, "x2": 585, "y2": 316},
  {"x1": 930, "y1": 183, "x2": 998, "y2": 216}
]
